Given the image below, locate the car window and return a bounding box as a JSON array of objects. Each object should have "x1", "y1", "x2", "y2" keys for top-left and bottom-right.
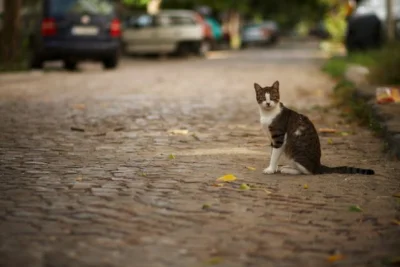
[
  {"x1": 157, "y1": 14, "x2": 196, "y2": 26},
  {"x1": 49, "y1": 0, "x2": 114, "y2": 16},
  {"x1": 170, "y1": 15, "x2": 195, "y2": 25},
  {"x1": 136, "y1": 14, "x2": 154, "y2": 27},
  {"x1": 156, "y1": 15, "x2": 171, "y2": 26}
]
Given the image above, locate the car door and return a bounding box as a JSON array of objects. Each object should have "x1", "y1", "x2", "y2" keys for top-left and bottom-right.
[
  {"x1": 122, "y1": 14, "x2": 160, "y2": 53},
  {"x1": 153, "y1": 14, "x2": 177, "y2": 52},
  {"x1": 169, "y1": 14, "x2": 202, "y2": 42},
  {"x1": 155, "y1": 13, "x2": 202, "y2": 52}
]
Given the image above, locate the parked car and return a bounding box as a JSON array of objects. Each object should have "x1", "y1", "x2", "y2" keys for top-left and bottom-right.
[
  {"x1": 241, "y1": 20, "x2": 280, "y2": 48},
  {"x1": 346, "y1": 0, "x2": 400, "y2": 52},
  {"x1": 28, "y1": 0, "x2": 121, "y2": 70},
  {"x1": 204, "y1": 16, "x2": 223, "y2": 50},
  {"x1": 122, "y1": 10, "x2": 208, "y2": 57}
]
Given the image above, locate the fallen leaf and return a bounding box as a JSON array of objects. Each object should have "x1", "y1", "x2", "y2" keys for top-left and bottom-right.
[
  {"x1": 239, "y1": 183, "x2": 250, "y2": 190},
  {"x1": 382, "y1": 256, "x2": 400, "y2": 265},
  {"x1": 212, "y1": 183, "x2": 225, "y2": 187},
  {"x1": 202, "y1": 204, "x2": 211, "y2": 210},
  {"x1": 73, "y1": 104, "x2": 86, "y2": 110},
  {"x1": 319, "y1": 128, "x2": 337, "y2": 133},
  {"x1": 327, "y1": 138, "x2": 333, "y2": 145},
  {"x1": 303, "y1": 184, "x2": 308, "y2": 189},
  {"x1": 391, "y1": 219, "x2": 400, "y2": 225},
  {"x1": 139, "y1": 172, "x2": 147, "y2": 177},
  {"x1": 349, "y1": 205, "x2": 363, "y2": 212},
  {"x1": 246, "y1": 166, "x2": 256, "y2": 171},
  {"x1": 75, "y1": 176, "x2": 82, "y2": 181},
  {"x1": 393, "y1": 192, "x2": 400, "y2": 198},
  {"x1": 340, "y1": 131, "x2": 349, "y2": 136},
  {"x1": 168, "y1": 154, "x2": 176, "y2": 160},
  {"x1": 206, "y1": 257, "x2": 223, "y2": 265},
  {"x1": 264, "y1": 189, "x2": 272, "y2": 194},
  {"x1": 192, "y1": 133, "x2": 200, "y2": 141},
  {"x1": 168, "y1": 129, "x2": 189, "y2": 135},
  {"x1": 327, "y1": 253, "x2": 344, "y2": 263},
  {"x1": 216, "y1": 174, "x2": 237, "y2": 182}
]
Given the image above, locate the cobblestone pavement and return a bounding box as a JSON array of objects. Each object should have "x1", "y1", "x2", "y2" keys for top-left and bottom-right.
[{"x1": 0, "y1": 41, "x2": 399, "y2": 267}]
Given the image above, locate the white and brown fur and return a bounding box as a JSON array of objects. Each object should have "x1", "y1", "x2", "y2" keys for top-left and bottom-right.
[{"x1": 255, "y1": 81, "x2": 374, "y2": 175}]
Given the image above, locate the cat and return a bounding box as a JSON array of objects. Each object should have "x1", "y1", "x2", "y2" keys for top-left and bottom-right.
[{"x1": 254, "y1": 80, "x2": 374, "y2": 175}]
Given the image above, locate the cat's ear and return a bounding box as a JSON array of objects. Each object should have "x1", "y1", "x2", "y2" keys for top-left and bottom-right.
[
  {"x1": 272, "y1": 81, "x2": 279, "y2": 90},
  {"x1": 254, "y1": 83, "x2": 262, "y2": 92}
]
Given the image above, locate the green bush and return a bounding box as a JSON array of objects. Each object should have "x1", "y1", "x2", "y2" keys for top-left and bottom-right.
[
  {"x1": 369, "y1": 43, "x2": 400, "y2": 85},
  {"x1": 323, "y1": 4, "x2": 347, "y2": 43},
  {"x1": 322, "y1": 52, "x2": 377, "y2": 79}
]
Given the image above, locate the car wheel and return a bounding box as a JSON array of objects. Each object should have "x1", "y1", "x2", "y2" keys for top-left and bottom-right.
[
  {"x1": 30, "y1": 53, "x2": 43, "y2": 69},
  {"x1": 196, "y1": 40, "x2": 211, "y2": 57},
  {"x1": 103, "y1": 54, "x2": 119, "y2": 69},
  {"x1": 63, "y1": 60, "x2": 78, "y2": 71}
]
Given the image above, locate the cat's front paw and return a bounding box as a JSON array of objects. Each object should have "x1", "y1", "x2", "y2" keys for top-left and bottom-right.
[{"x1": 263, "y1": 166, "x2": 277, "y2": 174}]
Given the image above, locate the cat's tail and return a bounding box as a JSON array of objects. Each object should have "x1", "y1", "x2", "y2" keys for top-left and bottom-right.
[{"x1": 319, "y1": 164, "x2": 374, "y2": 175}]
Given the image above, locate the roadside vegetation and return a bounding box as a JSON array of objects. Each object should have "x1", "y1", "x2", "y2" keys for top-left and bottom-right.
[{"x1": 322, "y1": 44, "x2": 400, "y2": 137}]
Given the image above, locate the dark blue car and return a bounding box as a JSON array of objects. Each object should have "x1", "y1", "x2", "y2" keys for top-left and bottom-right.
[{"x1": 30, "y1": 0, "x2": 121, "y2": 70}]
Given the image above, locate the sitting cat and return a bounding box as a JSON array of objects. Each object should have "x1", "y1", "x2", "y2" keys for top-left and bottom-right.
[{"x1": 254, "y1": 80, "x2": 374, "y2": 175}]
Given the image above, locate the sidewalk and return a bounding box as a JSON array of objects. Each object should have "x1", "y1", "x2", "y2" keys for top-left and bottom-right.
[{"x1": 345, "y1": 66, "x2": 400, "y2": 160}]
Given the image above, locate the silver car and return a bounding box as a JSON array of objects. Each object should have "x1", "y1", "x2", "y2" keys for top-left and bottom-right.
[
  {"x1": 122, "y1": 10, "x2": 207, "y2": 56},
  {"x1": 241, "y1": 21, "x2": 279, "y2": 48}
]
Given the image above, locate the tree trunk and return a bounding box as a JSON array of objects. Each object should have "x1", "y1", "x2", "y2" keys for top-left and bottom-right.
[
  {"x1": 226, "y1": 10, "x2": 241, "y2": 50},
  {"x1": 147, "y1": 0, "x2": 162, "y2": 15},
  {"x1": 0, "y1": 0, "x2": 21, "y2": 64},
  {"x1": 386, "y1": 0, "x2": 395, "y2": 41}
]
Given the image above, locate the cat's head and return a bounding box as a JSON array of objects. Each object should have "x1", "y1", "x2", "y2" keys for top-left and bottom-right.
[{"x1": 254, "y1": 81, "x2": 280, "y2": 110}]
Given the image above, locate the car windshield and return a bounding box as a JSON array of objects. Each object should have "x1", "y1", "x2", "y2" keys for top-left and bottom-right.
[{"x1": 49, "y1": 0, "x2": 114, "y2": 16}]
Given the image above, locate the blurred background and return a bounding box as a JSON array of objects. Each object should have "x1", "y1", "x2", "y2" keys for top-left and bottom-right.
[{"x1": 0, "y1": 0, "x2": 399, "y2": 72}]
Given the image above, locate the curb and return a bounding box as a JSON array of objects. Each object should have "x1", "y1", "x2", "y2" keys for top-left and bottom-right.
[{"x1": 345, "y1": 66, "x2": 400, "y2": 160}]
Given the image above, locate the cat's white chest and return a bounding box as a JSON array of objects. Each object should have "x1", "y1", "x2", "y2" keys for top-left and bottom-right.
[{"x1": 259, "y1": 107, "x2": 281, "y2": 141}]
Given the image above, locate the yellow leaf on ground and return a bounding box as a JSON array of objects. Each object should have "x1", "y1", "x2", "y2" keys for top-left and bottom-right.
[
  {"x1": 239, "y1": 183, "x2": 250, "y2": 190},
  {"x1": 391, "y1": 219, "x2": 400, "y2": 225},
  {"x1": 393, "y1": 192, "x2": 400, "y2": 198},
  {"x1": 327, "y1": 138, "x2": 333, "y2": 145},
  {"x1": 246, "y1": 166, "x2": 256, "y2": 171},
  {"x1": 206, "y1": 257, "x2": 223, "y2": 265},
  {"x1": 327, "y1": 254, "x2": 344, "y2": 263},
  {"x1": 168, "y1": 154, "x2": 176, "y2": 160},
  {"x1": 212, "y1": 183, "x2": 225, "y2": 187},
  {"x1": 340, "y1": 131, "x2": 349, "y2": 136},
  {"x1": 303, "y1": 184, "x2": 308, "y2": 189},
  {"x1": 168, "y1": 129, "x2": 189, "y2": 135},
  {"x1": 202, "y1": 204, "x2": 211, "y2": 210},
  {"x1": 216, "y1": 174, "x2": 237, "y2": 182}
]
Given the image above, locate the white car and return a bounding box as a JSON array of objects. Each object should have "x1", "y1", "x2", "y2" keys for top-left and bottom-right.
[{"x1": 122, "y1": 10, "x2": 209, "y2": 56}]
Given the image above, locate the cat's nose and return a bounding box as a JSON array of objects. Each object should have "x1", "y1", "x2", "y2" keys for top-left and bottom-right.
[{"x1": 266, "y1": 103, "x2": 271, "y2": 107}]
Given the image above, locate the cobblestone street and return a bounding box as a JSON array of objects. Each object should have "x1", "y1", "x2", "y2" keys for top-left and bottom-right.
[{"x1": 0, "y1": 41, "x2": 399, "y2": 267}]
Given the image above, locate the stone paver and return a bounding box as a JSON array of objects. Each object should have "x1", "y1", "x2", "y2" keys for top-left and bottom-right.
[{"x1": 0, "y1": 41, "x2": 399, "y2": 267}]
